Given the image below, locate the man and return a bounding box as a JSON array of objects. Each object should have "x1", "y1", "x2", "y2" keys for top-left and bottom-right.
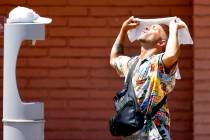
[{"x1": 110, "y1": 16, "x2": 184, "y2": 140}]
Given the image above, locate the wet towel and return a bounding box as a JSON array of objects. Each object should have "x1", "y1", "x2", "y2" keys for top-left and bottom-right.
[{"x1": 127, "y1": 17, "x2": 193, "y2": 45}]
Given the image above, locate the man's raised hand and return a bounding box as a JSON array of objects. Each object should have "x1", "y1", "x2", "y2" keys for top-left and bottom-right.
[{"x1": 121, "y1": 16, "x2": 139, "y2": 32}]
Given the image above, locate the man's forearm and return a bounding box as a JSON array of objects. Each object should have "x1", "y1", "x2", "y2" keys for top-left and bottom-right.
[
  {"x1": 163, "y1": 28, "x2": 180, "y2": 67},
  {"x1": 165, "y1": 29, "x2": 180, "y2": 58},
  {"x1": 110, "y1": 28, "x2": 126, "y2": 64},
  {"x1": 165, "y1": 29, "x2": 180, "y2": 56}
]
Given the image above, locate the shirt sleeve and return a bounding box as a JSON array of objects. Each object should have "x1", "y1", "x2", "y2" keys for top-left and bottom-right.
[
  {"x1": 112, "y1": 55, "x2": 131, "y2": 77},
  {"x1": 157, "y1": 53, "x2": 177, "y2": 93},
  {"x1": 158, "y1": 53, "x2": 178, "y2": 76}
]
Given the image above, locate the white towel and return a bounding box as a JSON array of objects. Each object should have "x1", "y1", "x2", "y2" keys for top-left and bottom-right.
[{"x1": 127, "y1": 17, "x2": 193, "y2": 45}]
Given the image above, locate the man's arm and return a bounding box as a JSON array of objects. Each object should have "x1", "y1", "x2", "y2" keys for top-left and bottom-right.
[
  {"x1": 110, "y1": 16, "x2": 139, "y2": 76},
  {"x1": 110, "y1": 27, "x2": 126, "y2": 64},
  {"x1": 162, "y1": 18, "x2": 185, "y2": 68}
]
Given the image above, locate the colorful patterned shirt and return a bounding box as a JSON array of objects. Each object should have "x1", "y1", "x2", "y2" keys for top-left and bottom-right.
[{"x1": 112, "y1": 53, "x2": 178, "y2": 140}]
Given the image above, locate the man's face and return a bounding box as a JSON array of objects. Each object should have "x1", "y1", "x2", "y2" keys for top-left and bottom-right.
[{"x1": 139, "y1": 24, "x2": 168, "y2": 45}]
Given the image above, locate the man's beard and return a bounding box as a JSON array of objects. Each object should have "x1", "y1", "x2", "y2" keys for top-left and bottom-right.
[
  {"x1": 138, "y1": 36, "x2": 155, "y2": 44},
  {"x1": 138, "y1": 33, "x2": 160, "y2": 45}
]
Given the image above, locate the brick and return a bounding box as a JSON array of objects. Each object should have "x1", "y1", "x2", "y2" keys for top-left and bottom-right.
[
  {"x1": 45, "y1": 130, "x2": 85, "y2": 140},
  {"x1": 169, "y1": 91, "x2": 192, "y2": 100},
  {"x1": 0, "y1": 78, "x2": 3, "y2": 88},
  {"x1": 69, "y1": 17, "x2": 106, "y2": 27},
  {"x1": 170, "y1": 120, "x2": 192, "y2": 131},
  {"x1": 89, "y1": 48, "x2": 110, "y2": 57},
  {"x1": 108, "y1": 17, "x2": 128, "y2": 27},
  {"x1": 131, "y1": 7, "x2": 170, "y2": 16},
  {"x1": 194, "y1": 92, "x2": 210, "y2": 102},
  {"x1": 194, "y1": 48, "x2": 210, "y2": 59},
  {"x1": 108, "y1": 0, "x2": 148, "y2": 6},
  {"x1": 21, "y1": 40, "x2": 32, "y2": 47},
  {"x1": 88, "y1": 89, "x2": 116, "y2": 99},
  {"x1": 45, "y1": 130, "x2": 82, "y2": 140},
  {"x1": 194, "y1": 70, "x2": 210, "y2": 80},
  {"x1": 171, "y1": 132, "x2": 192, "y2": 140},
  {"x1": 169, "y1": 100, "x2": 192, "y2": 111},
  {"x1": 194, "y1": 114, "x2": 210, "y2": 123},
  {"x1": 194, "y1": 27, "x2": 210, "y2": 37},
  {"x1": 0, "y1": 90, "x2": 2, "y2": 99},
  {"x1": 20, "y1": 89, "x2": 48, "y2": 100},
  {"x1": 16, "y1": 68, "x2": 48, "y2": 78},
  {"x1": 108, "y1": 79, "x2": 123, "y2": 89},
  {"x1": 45, "y1": 130, "x2": 113, "y2": 140},
  {"x1": 170, "y1": 6, "x2": 192, "y2": 16},
  {"x1": 88, "y1": 28, "x2": 119, "y2": 37},
  {"x1": 194, "y1": 124, "x2": 210, "y2": 135},
  {"x1": 149, "y1": 0, "x2": 191, "y2": 5},
  {"x1": 0, "y1": 58, "x2": 2, "y2": 68},
  {"x1": 28, "y1": 0, "x2": 67, "y2": 6},
  {"x1": 170, "y1": 111, "x2": 192, "y2": 121},
  {"x1": 46, "y1": 109, "x2": 111, "y2": 121},
  {"x1": 82, "y1": 120, "x2": 108, "y2": 130},
  {"x1": 48, "y1": 89, "x2": 89, "y2": 99},
  {"x1": 36, "y1": 38, "x2": 66, "y2": 47},
  {"x1": 46, "y1": 110, "x2": 88, "y2": 119},
  {"x1": 16, "y1": 58, "x2": 28, "y2": 67},
  {"x1": 70, "y1": 37, "x2": 109, "y2": 47},
  {"x1": 49, "y1": 68, "x2": 88, "y2": 78},
  {"x1": 48, "y1": 7, "x2": 87, "y2": 16},
  {"x1": 82, "y1": 131, "x2": 114, "y2": 140},
  {"x1": 174, "y1": 80, "x2": 193, "y2": 90},
  {"x1": 0, "y1": 101, "x2": 2, "y2": 109},
  {"x1": 49, "y1": 27, "x2": 88, "y2": 37},
  {"x1": 28, "y1": 58, "x2": 68, "y2": 68},
  {"x1": 50, "y1": 17, "x2": 68, "y2": 26},
  {"x1": 16, "y1": 78, "x2": 28, "y2": 88},
  {"x1": 68, "y1": 99, "x2": 112, "y2": 110},
  {"x1": 28, "y1": 78, "x2": 68, "y2": 88},
  {"x1": 194, "y1": 16, "x2": 210, "y2": 27},
  {"x1": 0, "y1": 6, "x2": 9, "y2": 15},
  {"x1": 194, "y1": 102, "x2": 210, "y2": 113},
  {"x1": 90, "y1": 68, "x2": 117, "y2": 78},
  {"x1": 49, "y1": 48, "x2": 89, "y2": 57},
  {"x1": 89, "y1": 7, "x2": 129, "y2": 17},
  {"x1": 68, "y1": 58, "x2": 109, "y2": 68},
  {"x1": 45, "y1": 100, "x2": 67, "y2": 110},
  {"x1": 68, "y1": 0, "x2": 108, "y2": 6},
  {"x1": 194, "y1": 38, "x2": 210, "y2": 48},
  {"x1": 179, "y1": 69, "x2": 193, "y2": 79},
  {"x1": 0, "y1": 0, "x2": 26, "y2": 5},
  {"x1": 180, "y1": 46, "x2": 193, "y2": 58},
  {"x1": 86, "y1": 110, "x2": 113, "y2": 120},
  {"x1": 195, "y1": 60, "x2": 210, "y2": 70},
  {"x1": 18, "y1": 48, "x2": 48, "y2": 57},
  {"x1": 68, "y1": 78, "x2": 110, "y2": 89},
  {"x1": 30, "y1": 6, "x2": 48, "y2": 16},
  {"x1": 194, "y1": 0, "x2": 210, "y2": 5},
  {"x1": 194, "y1": 136, "x2": 210, "y2": 140},
  {"x1": 194, "y1": 5, "x2": 210, "y2": 15},
  {"x1": 194, "y1": 80, "x2": 210, "y2": 91},
  {"x1": 179, "y1": 59, "x2": 193, "y2": 68}
]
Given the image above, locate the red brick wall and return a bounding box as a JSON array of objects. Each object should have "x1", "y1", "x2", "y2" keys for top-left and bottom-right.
[
  {"x1": 194, "y1": 0, "x2": 210, "y2": 140},
  {"x1": 0, "y1": 0, "x2": 193, "y2": 140}
]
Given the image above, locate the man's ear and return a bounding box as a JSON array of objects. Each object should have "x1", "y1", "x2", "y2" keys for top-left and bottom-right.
[{"x1": 157, "y1": 39, "x2": 167, "y2": 47}]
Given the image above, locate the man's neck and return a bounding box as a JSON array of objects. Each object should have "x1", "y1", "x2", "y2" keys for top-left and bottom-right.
[{"x1": 139, "y1": 45, "x2": 160, "y2": 60}]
